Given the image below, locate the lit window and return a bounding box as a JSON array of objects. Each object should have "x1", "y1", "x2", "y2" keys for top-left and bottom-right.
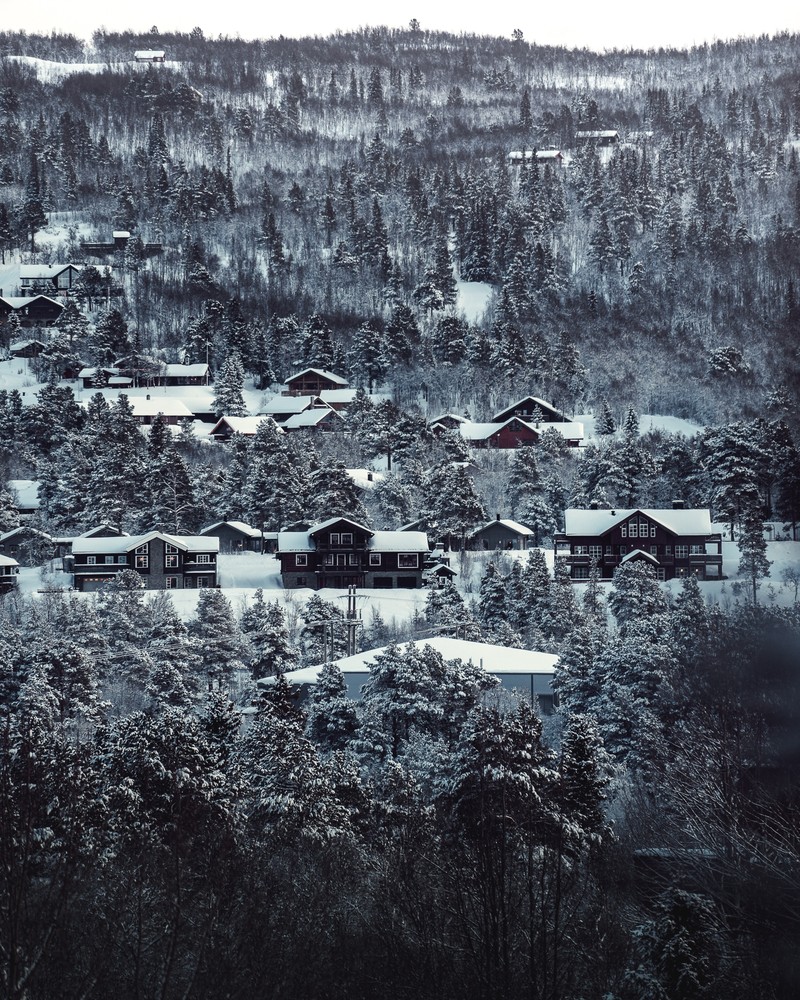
[
  {"x1": 135, "y1": 555, "x2": 149, "y2": 569},
  {"x1": 165, "y1": 554, "x2": 179, "y2": 568}
]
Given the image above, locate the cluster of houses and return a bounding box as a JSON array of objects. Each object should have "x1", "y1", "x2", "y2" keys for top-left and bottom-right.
[
  {"x1": 430, "y1": 396, "x2": 585, "y2": 449},
  {"x1": 0, "y1": 503, "x2": 726, "y2": 595}
]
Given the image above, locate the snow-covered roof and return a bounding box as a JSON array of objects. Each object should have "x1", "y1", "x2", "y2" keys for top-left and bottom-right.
[
  {"x1": 76, "y1": 525, "x2": 130, "y2": 538},
  {"x1": 276, "y1": 531, "x2": 314, "y2": 553},
  {"x1": 20, "y1": 264, "x2": 81, "y2": 279},
  {"x1": 508, "y1": 149, "x2": 562, "y2": 160},
  {"x1": 134, "y1": 50, "x2": 165, "y2": 58},
  {"x1": 201, "y1": 520, "x2": 262, "y2": 538},
  {"x1": 79, "y1": 366, "x2": 119, "y2": 379},
  {"x1": 563, "y1": 507, "x2": 714, "y2": 536},
  {"x1": 8, "y1": 480, "x2": 40, "y2": 510},
  {"x1": 0, "y1": 554, "x2": 20, "y2": 568},
  {"x1": 491, "y1": 396, "x2": 570, "y2": 421},
  {"x1": 458, "y1": 417, "x2": 584, "y2": 442},
  {"x1": 209, "y1": 416, "x2": 272, "y2": 436},
  {"x1": 9, "y1": 339, "x2": 46, "y2": 351},
  {"x1": 282, "y1": 408, "x2": 339, "y2": 429},
  {"x1": 1, "y1": 295, "x2": 63, "y2": 309},
  {"x1": 346, "y1": 468, "x2": 384, "y2": 490},
  {"x1": 471, "y1": 519, "x2": 534, "y2": 537},
  {"x1": 371, "y1": 530, "x2": 429, "y2": 553},
  {"x1": 459, "y1": 421, "x2": 513, "y2": 441},
  {"x1": 621, "y1": 548, "x2": 660, "y2": 565},
  {"x1": 0, "y1": 525, "x2": 53, "y2": 542},
  {"x1": 284, "y1": 368, "x2": 349, "y2": 387},
  {"x1": 260, "y1": 394, "x2": 324, "y2": 415},
  {"x1": 575, "y1": 130, "x2": 619, "y2": 138},
  {"x1": 262, "y1": 638, "x2": 558, "y2": 688},
  {"x1": 72, "y1": 530, "x2": 220, "y2": 556},
  {"x1": 163, "y1": 363, "x2": 209, "y2": 377},
  {"x1": 429, "y1": 413, "x2": 469, "y2": 425},
  {"x1": 318, "y1": 388, "x2": 359, "y2": 404},
  {"x1": 309, "y1": 517, "x2": 372, "y2": 536},
  {"x1": 112, "y1": 230, "x2": 130, "y2": 238}
]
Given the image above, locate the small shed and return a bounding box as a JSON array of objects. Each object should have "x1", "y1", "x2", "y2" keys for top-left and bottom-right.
[{"x1": 470, "y1": 517, "x2": 535, "y2": 550}]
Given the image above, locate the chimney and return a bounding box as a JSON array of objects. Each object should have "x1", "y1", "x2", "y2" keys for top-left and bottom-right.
[
  {"x1": 496, "y1": 513, "x2": 501, "y2": 521},
  {"x1": 610, "y1": 510, "x2": 616, "y2": 516},
  {"x1": 672, "y1": 500, "x2": 685, "y2": 509},
  {"x1": 590, "y1": 500, "x2": 599, "y2": 510}
]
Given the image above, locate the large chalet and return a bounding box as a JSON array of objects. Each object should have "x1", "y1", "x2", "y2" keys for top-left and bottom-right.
[
  {"x1": 68, "y1": 530, "x2": 220, "y2": 591},
  {"x1": 554, "y1": 505, "x2": 723, "y2": 581},
  {"x1": 277, "y1": 517, "x2": 429, "y2": 589}
]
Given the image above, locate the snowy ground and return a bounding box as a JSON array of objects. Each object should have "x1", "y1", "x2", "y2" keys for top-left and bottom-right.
[
  {"x1": 455, "y1": 279, "x2": 494, "y2": 324},
  {"x1": 3, "y1": 55, "x2": 182, "y2": 84},
  {"x1": 15, "y1": 540, "x2": 800, "y2": 633}
]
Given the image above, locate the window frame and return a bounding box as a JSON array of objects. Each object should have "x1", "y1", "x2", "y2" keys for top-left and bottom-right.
[
  {"x1": 369, "y1": 553, "x2": 381, "y2": 567},
  {"x1": 296, "y1": 553, "x2": 308, "y2": 567},
  {"x1": 397, "y1": 553, "x2": 419, "y2": 569}
]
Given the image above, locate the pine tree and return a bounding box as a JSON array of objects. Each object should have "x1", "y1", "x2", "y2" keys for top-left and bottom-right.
[
  {"x1": 305, "y1": 661, "x2": 360, "y2": 753},
  {"x1": 737, "y1": 509, "x2": 771, "y2": 603},
  {"x1": 240, "y1": 589, "x2": 298, "y2": 678},
  {"x1": 188, "y1": 589, "x2": 247, "y2": 690},
  {"x1": 212, "y1": 351, "x2": 247, "y2": 417},
  {"x1": 596, "y1": 399, "x2": 616, "y2": 435}
]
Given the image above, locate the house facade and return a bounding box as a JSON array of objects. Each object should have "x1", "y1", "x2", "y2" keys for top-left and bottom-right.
[
  {"x1": 0, "y1": 295, "x2": 64, "y2": 326},
  {"x1": 575, "y1": 130, "x2": 619, "y2": 146},
  {"x1": 19, "y1": 264, "x2": 83, "y2": 294},
  {"x1": 282, "y1": 369, "x2": 349, "y2": 395},
  {"x1": 491, "y1": 396, "x2": 570, "y2": 424},
  {"x1": 277, "y1": 517, "x2": 429, "y2": 590},
  {"x1": 200, "y1": 521, "x2": 264, "y2": 553},
  {"x1": 69, "y1": 531, "x2": 220, "y2": 591},
  {"x1": 470, "y1": 517, "x2": 534, "y2": 550},
  {"x1": 554, "y1": 506, "x2": 723, "y2": 581},
  {"x1": 0, "y1": 554, "x2": 20, "y2": 593}
]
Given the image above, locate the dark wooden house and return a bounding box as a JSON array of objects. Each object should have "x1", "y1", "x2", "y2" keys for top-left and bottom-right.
[
  {"x1": 554, "y1": 505, "x2": 723, "y2": 581},
  {"x1": 277, "y1": 516, "x2": 429, "y2": 590},
  {"x1": 282, "y1": 368, "x2": 349, "y2": 396}
]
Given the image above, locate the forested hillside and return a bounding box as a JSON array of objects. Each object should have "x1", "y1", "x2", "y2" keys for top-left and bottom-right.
[{"x1": 0, "y1": 24, "x2": 799, "y2": 1000}]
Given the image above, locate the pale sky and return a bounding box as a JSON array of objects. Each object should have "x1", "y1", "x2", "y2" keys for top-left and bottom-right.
[{"x1": 4, "y1": 0, "x2": 798, "y2": 52}]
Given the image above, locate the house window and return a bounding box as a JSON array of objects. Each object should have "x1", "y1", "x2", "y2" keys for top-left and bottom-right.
[
  {"x1": 337, "y1": 553, "x2": 346, "y2": 566},
  {"x1": 296, "y1": 576, "x2": 306, "y2": 587},
  {"x1": 675, "y1": 545, "x2": 689, "y2": 559},
  {"x1": 348, "y1": 554, "x2": 359, "y2": 566},
  {"x1": 657, "y1": 568, "x2": 666, "y2": 581},
  {"x1": 650, "y1": 525, "x2": 657, "y2": 538},
  {"x1": 324, "y1": 554, "x2": 334, "y2": 566},
  {"x1": 135, "y1": 543, "x2": 148, "y2": 554},
  {"x1": 341, "y1": 533, "x2": 353, "y2": 546},
  {"x1": 195, "y1": 554, "x2": 212, "y2": 564},
  {"x1": 87, "y1": 555, "x2": 96, "y2": 565},
  {"x1": 165, "y1": 554, "x2": 179, "y2": 568},
  {"x1": 621, "y1": 524, "x2": 627, "y2": 537},
  {"x1": 296, "y1": 554, "x2": 308, "y2": 567},
  {"x1": 165, "y1": 576, "x2": 179, "y2": 589},
  {"x1": 329, "y1": 533, "x2": 340, "y2": 545},
  {"x1": 665, "y1": 545, "x2": 672, "y2": 554},
  {"x1": 165, "y1": 543, "x2": 179, "y2": 554},
  {"x1": 197, "y1": 577, "x2": 210, "y2": 588},
  {"x1": 398, "y1": 554, "x2": 418, "y2": 569},
  {"x1": 369, "y1": 553, "x2": 381, "y2": 566},
  {"x1": 117, "y1": 555, "x2": 127, "y2": 563},
  {"x1": 105, "y1": 555, "x2": 114, "y2": 564},
  {"x1": 604, "y1": 545, "x2": 613, "y2": 555},
  {"x1": 573, "y1": 545, "x2": 588, "y2": 555},
  {"x1": 629, "y1": 523, "x2": 638, "y2": 538},
  {"x1": 650, "y1": 546, "x2": 658, "y2": 555},
  {"x1": 589, "y1": 545, "x2": 603, "y2": 559},
  {"x1": 135, "y1": 554, "x2": 149, "y2": 569},
  {"x1": 572, "y1": 566, "x2": 589, "y2": 579},
  {"x1": 690, "y1": 544, "x2": 704, "y2": 555}
]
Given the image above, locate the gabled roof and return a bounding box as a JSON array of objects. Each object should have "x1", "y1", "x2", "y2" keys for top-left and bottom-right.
[
  {"x1": 72, "y1": 530, "x2": 220, "y2": 556},
  {"x1": 471, "y1": 519, "x2": 534, "y2": 538},
  {"x1": 0, "y1": 525, "x2": 53, "y2": 543},
  {"x1": 282, "y1": 408, "x2": 340, "y2": 429},
  {"x1": 283, "y1": 368, "x2": 349, "y2": 387},
  {"x1": 1, "y1": 294, "x2": 64, "y2": 310},
  {"x1": 209, "y1": 416, "x2": 273, "y2": 436},
  {"x1": 491, "y1": 396, "x2": 570, "y2": 422},
  {"x1": 429, "y1": 413, "x2": 469, "y2": 425},
  {"x1": 9, "y1": 339, "x2": 47, "y2": 351},
  {"x1": 261, "y1": 394, "x2": 326, "y2": 415},
  {"x1": 563, "y1": 507, "x2": 714, "y2": 537},
  {"x1": 200, "y1": 520, "x2": 262, "y2": 538},
  {"x1": 0, "y1": 554, "x2": 20, "y2": 568},
  {"x1": 621, "y1": 548, "x2": 660, "y2": 565},
  {"x1": 459, "y1": 420, "x2": 531, "y2": 441},
  {"x1": 309, "y1": 517, "x2": 373, "y2": 538},
  {"x1": 77, "y1": 525, "x2": 130, "y2": 538},
  {"x1": 163, "y1": 363, "x2": 209, "y2": 378},
  {"x1": 20, "y1": 264, "x2": 82, "y2": 280}
]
